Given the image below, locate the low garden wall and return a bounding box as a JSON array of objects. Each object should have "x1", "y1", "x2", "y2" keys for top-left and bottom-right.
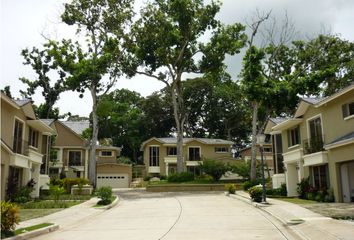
[{"x1": 146, "y1": 183, "x2": 242, "y2": 192}]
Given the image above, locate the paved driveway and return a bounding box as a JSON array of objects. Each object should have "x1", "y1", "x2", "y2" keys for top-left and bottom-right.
[{"x1": 32, "y1": 190, "x2": 298, "y2": 240}]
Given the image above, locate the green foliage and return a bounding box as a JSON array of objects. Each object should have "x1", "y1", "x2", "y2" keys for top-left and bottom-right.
[
  {"x1": 225, "y1": 184, "x2": 236, "y2": 194},
  {"x1": 143, "y1": 176, "x2": 151, "y2": 182},
  {"x1": 199, "y1": 160, "x2": 228, "y2": 182},
  {"x1": 242, "y1": 179, "x2": 260, "y2": 191},
  {"x1": 117, "y1": 156, "x2": 132, "y2": 164},
  {"x1": 49, "y1": 185, "x2": 65, "y2": 202},
  {"x1": 296, "y1": 177, "x2": 311, "y2": 199},
  {"x1": 1, "y1": 201, "x2": 20, "y2": 234},
  {"x1": 167, "y1": 172, "x2": 195, "y2": 183},
  {"x1": 1, "y1": 86, "x2": 12, "y2": 98},
  {"x1": 19, "y1": 200, "x2": 82, "y2": 209},
  {"x1": 267, "y1": 183, "x2": 287, "y2": 196},
  {"x1": 249, "y1": 186, "x2": 263, "y2": 203},
  {"x1": 96, "y1": 187, "x2": 113, "y2": 205},
  {"x1": 53, "y1": 178, "x2": 90, "y2": 194},
  {"x1": 11, "y1": 179, "x2": 36, "y2": 203}
]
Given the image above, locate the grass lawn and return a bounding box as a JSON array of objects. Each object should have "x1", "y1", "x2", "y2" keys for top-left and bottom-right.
[
  {"x1": 274, "y1": 197, "x2": 318, "y2": 204},
  {"x1": 19, "y1": 209, "x2": 62, "y2": 221},
  {"x1": 40, "y1": 194, "x2": 92, "y2": 201},
  {"x1": 15, "y1": 223, "x2": 54, "y2": 235},
  {"x1": 19, "y1": 200, "x2": 85, "y2": 221}
]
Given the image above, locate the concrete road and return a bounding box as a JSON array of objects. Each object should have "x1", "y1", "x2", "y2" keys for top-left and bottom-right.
[{"x1": 32, "y1": 190, "x2": 299, "y2": 240}]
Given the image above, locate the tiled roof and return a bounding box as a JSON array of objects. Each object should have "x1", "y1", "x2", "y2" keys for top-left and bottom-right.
[
  {"x1": 301, "y1": 97, "x2": 324, "y2": 105},
  {"x1": 61, "y1": 121, "x2": 90, "y2": 135},
  {"x1": 14, "y1": 99, "x2": 31, "y2": 106},
  {"x1": 40, "y1": 119, "x2": 55, "y2": 126},
  {"x1": 326, "y1": 131, "x2": 354, "y2": 146},
  {"x1": 156, "y1": 137, "x2": 233, "y2": 145},
  {"x1": 269, "y1": 117, "x2": 288, "y2": 125}
]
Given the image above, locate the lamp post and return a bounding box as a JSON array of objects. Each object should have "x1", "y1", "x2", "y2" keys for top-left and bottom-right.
[{"x1": 257, "y1": 134, "x2": 267, "y2": 203}]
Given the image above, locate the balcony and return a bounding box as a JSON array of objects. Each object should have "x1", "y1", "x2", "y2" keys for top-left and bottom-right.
[
  {"x1": 69, "y1": 159, "x2": 83, "y2": 167},
  {"x1": 12, "y1": 138, "x2": 29, "y2": 156},
  {"x1": 283, "y1": 148, "x2": 303, "y2": 164},
  {"x1": 303, "y1": 135, "x2": 324, "y2": 155},
  {"x1": 303, "y1": 151, "x2": 328, "y2": 167}
]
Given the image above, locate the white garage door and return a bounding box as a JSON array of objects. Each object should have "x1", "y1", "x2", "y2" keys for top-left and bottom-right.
[{"x1": 97, "y1": 174, "x2": 129, "y2": 188}]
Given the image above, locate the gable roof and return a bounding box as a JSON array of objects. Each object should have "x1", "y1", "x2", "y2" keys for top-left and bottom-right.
[
  {"x1": 140, "y1": 137, "x2": 234, "y2": 150},
  {"x1": 264, "y1": 117, "x2": 289, "y2": 134},
  {"x1": 13, "y1": 99, "x2": 32, "y2": 107},
  {"x1": 61, "y1": 121, "x2": 90, "y2": 135}
]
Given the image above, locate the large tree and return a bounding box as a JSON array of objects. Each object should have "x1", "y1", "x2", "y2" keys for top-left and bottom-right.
[
  {"x1": 131, "y1": 0, "x2": 247, "y2": 172},
  {"x1": 46, "y1": 0, "x2": 135, "y2": 187},
  {"x1": 20, "y1": 46, "x2": 68, "y2": 119}
]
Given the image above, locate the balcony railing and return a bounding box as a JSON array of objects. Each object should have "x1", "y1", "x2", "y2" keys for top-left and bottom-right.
[
  {"x1": 303, "y1": 135, "x2": 324, "y2": 155},
  {"x1": 12, "y1": 138, "x2": 29, "y2": 156}
]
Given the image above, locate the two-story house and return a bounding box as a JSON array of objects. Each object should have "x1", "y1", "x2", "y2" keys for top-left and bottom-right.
[
  {"x1": 1, "y1": 94, "x2": 56, "y2": 200},
  {"x1": 141, "y1": 137, "x2": 234, "y2": 176},
  {"x1": 265, "y1": 83, "x2": 354, "y2": 202}
]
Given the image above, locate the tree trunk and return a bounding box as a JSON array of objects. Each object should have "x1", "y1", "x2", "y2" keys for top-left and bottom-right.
[
  {"x1": 250, "y1": 101, "x2": 258, "y2": 180},
  {"x1": 89, "y1": 87, "x2": 98, "y2": 188},
  {"x1": 171, "y1": 76, "x2": 185, "y2": 173}
]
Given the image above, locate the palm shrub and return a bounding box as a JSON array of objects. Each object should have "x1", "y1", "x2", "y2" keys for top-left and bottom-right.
[
  {"x1": 199, "y1": 159, "x2": 228, "y2": 181},
  {"x1": 249, "y1": 186, "x2": 262, "y2": 202},
  {"x1": 97, "y1": 186, "x2": 113, "y2": 205},
  {"x1": 1, "y1": 201, "x2": 19, "y2": 237},
  {"x1": 49, "y1": 184, "x2": 65, "y2": 202}
]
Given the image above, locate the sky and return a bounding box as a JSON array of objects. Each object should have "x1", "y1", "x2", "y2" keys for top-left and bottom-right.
[{"x1": 1, "y1": 0, "x2": 354, "y2": 117}]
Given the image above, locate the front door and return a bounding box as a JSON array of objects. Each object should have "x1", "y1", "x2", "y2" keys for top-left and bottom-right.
[{"x1": 341, "y1": 162, "x2": 354, "y2": 203}]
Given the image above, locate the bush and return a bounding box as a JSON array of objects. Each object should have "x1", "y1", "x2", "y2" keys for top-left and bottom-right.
[
  {"x1": 167, "y1": 172, "x2": 194, "y2": 183},
  {"x1": 249, "y1": 186, "x2": 263, "y2": 203},
  {"x1": 159, "y1": 175, "x2": 167, "y2": 180},
  {"x1": 225, "y1": 184, "x2": 236, "y2": 194},
  {"x1": 296, "y1": 177, "x2": 311, "y2": 199},
  {"x1": 242, "y1": 179, "x2": 260, "y2": 191},
  {"x1": 49, "y1": 184, "x2": 65, "y2": 202},
  {"x1": 143, "y1": 175, "x2": 151, "y2": 181},
  {"x1": 324, "y1": 188, "x2": 335, "y2": 202},
  {"x1": 199, "y1": 159, "x2": 228, "y2": 181},
  {"x1": 10, "y1": 179, "x2": 36, "y2": 203},
  {"x1": 50, "y1": 178, "x2": 64, "y2": 187},
  {"x1": 62, "y1": 178, "x2": 90, "y2": 194},
  {"x1": 1, "y1": 201, "x2": 19, "y2": 236},
  {"x1": 96, "y1": 186, "x2": 113, "y2": 205}
]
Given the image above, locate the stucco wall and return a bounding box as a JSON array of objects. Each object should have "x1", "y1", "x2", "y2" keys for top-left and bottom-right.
[{"x1": 53, "y1": 121, "x2": 85, "y2": 147}]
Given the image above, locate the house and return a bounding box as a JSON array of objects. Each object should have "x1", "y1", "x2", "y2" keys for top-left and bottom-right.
[
  {"x1": 43, "y1": 119, "x2": 132, "y2": 188},
  {"x1": 1, "y1": 94, "x2": 56, "y2": 200},
  {"x1": 140, "y1": 137, "x2": 234, "y2": 176},
  {"x1": 239, "y1": 141, "x2": 274, "y2": 178},
  {"x1": 265, "y1": 83, "x2": 354, "y2": 202}
]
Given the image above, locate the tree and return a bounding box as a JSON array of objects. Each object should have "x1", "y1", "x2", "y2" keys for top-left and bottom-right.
[
  {"x1": 47, "y1": 0, "x2": 135, "y2": 187},
  {"x1": 1, "y1": 86, "x2": 13, "y2": 98},
  {"x1": 19, "y1": 46, "x2": 68, "y2": 119},
  {"x1": 131, "y1": 0, "x2": 247, "y2": 173}
]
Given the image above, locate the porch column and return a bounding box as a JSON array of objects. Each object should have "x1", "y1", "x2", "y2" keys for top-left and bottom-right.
[
  {"x1": 85, "y1": 149, "x2": 89, "y2": 179},
  {"x1": 165, "y1": 163, "x2": 169, "y2": 176}
]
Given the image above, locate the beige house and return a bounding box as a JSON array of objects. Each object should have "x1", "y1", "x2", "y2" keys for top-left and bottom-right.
[
  {"x1": 239, "y1": 143, "x2": 274, "y2": 178},
  {"x1": 265, "y1": 83, "x2": 354, "y2": 202},
  {"x1": 42, "y1": 119, "x2": 131, "y2": 188},
  {"x1": 141, "y1": 137, "x2": 234, "y2": 176},
  {"x1": 1, "y1": 94, "x2": 56, "y2": 200}
]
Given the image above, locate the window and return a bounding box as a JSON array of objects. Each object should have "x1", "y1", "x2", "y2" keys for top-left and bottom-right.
[
  {"x1": 287, "y1": 126, "x2": 300, "y2": 147},
  {"x1": 215, "y1": 147, "x2": 228, "y2": 153},
  {"x1": 28, "y1": 127, "x2": 39, "y2": 148},
  {"x1": 309, "y1": 117, "x2": 322, "y2": 139},
  {"x1": 68, "y1": 151, "x2": 82, "y2": 166},
  {"x1": 312, "y1": 165, "x2": 328, "y2": 190},
  {"x1": 13, "y1": 119, "x2": 24, "y2": 154},
  {"x1": 100, "y1": 151, "x2": 113, "y2": 156},
  {"x1": 149, "y1": 146, "x2": 159, "y2": 166},
  {"x1": 167, "y1": 147, "x2": 177, "y2": 156},
  {"x1": 189, "y1": 147, "x2": 200, "y2": 161},
  {"x1": 263, "y1": 147, "x2": 272, "y2": 153},
  {"x1": 342, "y1": 102, "x2": 354, "y2": 119}
]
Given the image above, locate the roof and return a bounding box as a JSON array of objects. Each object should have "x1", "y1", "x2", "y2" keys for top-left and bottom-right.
[
  {"x1": 301, "y1": 97, "x2": 324, "y2": 105},
  {"x1": 40, "y1": 119, "x2": 55, "y2": 126},
  {"x1": 265, "y1": 117, "x2": 290, "y2": 134},
  {"x1": 316, "y1": 82, "x2": 354, "y2": 107},
  {"x1": 13, "y1": 99, "x2": 32, "y2": 106},
  {"x1": 140, "y1": 137, "x2": 234, "y2": 150},
  {"x1": 61, "y1": 121, "x2": 90, "y2": 135},
  {"x1": 269, "y1": 117, "x2": 288, "y2": 124},
  {"x1": 325, "y1": 131, "x2": 354, "y2": 150}
]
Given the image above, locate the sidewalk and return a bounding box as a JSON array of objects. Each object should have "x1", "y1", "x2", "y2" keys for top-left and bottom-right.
[
  {"x1": 232, "y1": 191, "x2": 354, "y2": 240},
  {"x1": 16, "y1": 197, "x2": 104, "y2": 230}
]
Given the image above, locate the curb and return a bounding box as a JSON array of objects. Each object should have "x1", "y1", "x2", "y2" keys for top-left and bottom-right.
[
  {"x1": 227, "y1": 192, "x2": 306, "y2": 240},
  {"x1": 95, "y1": 195, "x2": 120, "y2": 210},
  {"x1": 7, "y1": 224, "x2": 59, "y2": 240}
]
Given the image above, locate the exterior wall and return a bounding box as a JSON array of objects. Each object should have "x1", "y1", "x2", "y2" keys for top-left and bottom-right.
[
  {"x1": 240, "y1": 145, "x2": 274, "y2": 177},
  {"x1": 96, "y1": 149, "x2": 118, "y2": 164},
  {"x1": 53, "y1": 121, "x2": 85, "y2": 147},
  {"x1": 96, "y1": 164, "x2": 132, "y2": 184},
  {"x1": 143, "y1": 139, "x2": 234, "y2": 176},
  {"x1": 1, "y1": 149, "x2": 10, "y2": 200}
]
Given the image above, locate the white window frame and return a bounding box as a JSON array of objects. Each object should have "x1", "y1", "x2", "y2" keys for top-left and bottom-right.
[
  {"x1": 166, "y1": 146, "x2": 177, "y2": 156},
  {"x1": 13, "y1": 116, "x2": 25, "y2": 153},
  {"x1": 343, "y1": 101, "x2": 354, "y2": 120},
  {"x1": 215, "y1": 146, "x2": 229, "y2": 153},
  {"x1": 149, "y1": 145, "x2": 160, "y2": 166},
  {"x1": 306, "y1": 114, "x2": 324, "y2": 142},
  {"x1": 99, "y1": 150, "x2": 114, "y2": 157},
  {"x1": 287, "y1": 126, "x2": 300, "y2": 149}
]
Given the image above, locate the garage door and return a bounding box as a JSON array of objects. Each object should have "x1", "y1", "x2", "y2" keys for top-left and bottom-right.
[{"x1": 96, "y1": 173, "x2": 129, "y2": 188}]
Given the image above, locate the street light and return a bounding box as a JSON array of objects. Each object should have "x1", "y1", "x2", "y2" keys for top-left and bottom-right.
[{"x1": 256, "y1": 133, "x2": 267, "y2": 203}]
